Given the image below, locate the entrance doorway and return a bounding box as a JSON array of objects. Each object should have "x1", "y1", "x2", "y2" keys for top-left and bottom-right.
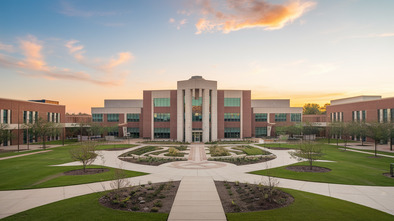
[{"x1": 192, "y1": 132, "x2": 202, "y2": 143}]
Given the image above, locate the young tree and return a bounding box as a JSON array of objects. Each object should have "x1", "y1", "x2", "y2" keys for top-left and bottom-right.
[
  {"x1": 69, "y1": 141, "x2": 97, "y2": 172},
  {"x1": 330, "y1": 121, "x2": 344, "y2": 146},
  {"x1": 303, "y1": 103, "x2": 321, "y2": 115},
  {"x1": 87, "y1": 122, "x2": 105, "y2": 139},
  {"x1": 0, "y1": 124, "x2": 13, "y2": 146},
  {"x1": 367, "y1": 122, "x2": 391, "y2": 157},
  {"x1": 30, "y1": 117, "x2": 60, "y2": 149},
  {"x1": 290, "y1": 142, "x2": 323, "y2": 170}
]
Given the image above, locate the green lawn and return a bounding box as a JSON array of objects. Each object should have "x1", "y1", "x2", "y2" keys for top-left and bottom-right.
[
  {"x1": 0, "y1": 149, "x2": 44, "y2": 158},
  {"x1": 251, "y1": 144, "x2": 394, "y2": 186},
  {"x1": 233, "y1": 145, "x2": 270, "y2": 155},
  {"x1": 257, "y1": 143, "x2": 299, "y2": 149},
  {"x1": 346, "y1": 147, "x2": 394, "y2": 157},
  {"x1": 3, "y1": 192, "x2": 168, "y2": 221},
  {"x1": 0, "y1": 144, "x2": 147, "y2": 190},
  {"x1": 35, "y1": 139, "x2": 79, "y2": 145},
  {"x1": 227, "y1": 188, "x2": 394, "y2": 221},
  {"x1": 316, "y1": 138, "x2": 357, "y2": 144},
  {"x1": 121, "y1": 146, "x2": 162, "y2": 156},
  {"x1": 96, "y1": 144, "x2": 138, "y2": 150}
]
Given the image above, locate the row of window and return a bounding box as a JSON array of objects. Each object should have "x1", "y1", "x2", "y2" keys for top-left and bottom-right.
[
  {"x1": 224, "y1": 98, "x2": 240, "y2": 107},
  {"x1": 127, "y1": 127, "x2": 140, "y2": 138},
  {"x1": 1, "y1": 109, "x2": 10, "y2": 124},
  {"x1": 224, "y1": 113, "x2": 240, "y2": 122},
  {"x1": 154, "y1": 113, "x2": 170, "y2": 122},
  {"x1": 224, "y1": 127, "x2": 240, "y2": 138},
  {"x1": 127, "y1": 113, "x2": 140, "y2": 122},
  {"x1": 154, "y1": 98, "x2": 171, "y2": 107},
  {"x1": 255, "y1": 127, "x2": 267, "y2": 137},
  {"x1": 254, "y1": 113, "x2": 301, "y2": 122},
  {"x1": 331, "y1": 112, "x2": 343, "y2": 122},
  {"x1": 154, "y1": 128, "x2": 170, "y2": 138},
  {"x1": 378, "y1": 109, "x2": 394, "y2": 123},
  {"x1": 352, "y1": 110, "x2": 366, "y2": 122},
  {"x1": 47, "y1": 112, "x2": 60, "y2": 123}
]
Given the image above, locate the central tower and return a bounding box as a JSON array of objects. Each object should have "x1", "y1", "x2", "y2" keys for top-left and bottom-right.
[{"x1": 177, "y1": 76, "x2": 217, "y2": 142}]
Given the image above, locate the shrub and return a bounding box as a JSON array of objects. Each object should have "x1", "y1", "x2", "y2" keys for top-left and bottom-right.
[{"x1": 209, "y1": 145, "x2": 230, "y2": 156}]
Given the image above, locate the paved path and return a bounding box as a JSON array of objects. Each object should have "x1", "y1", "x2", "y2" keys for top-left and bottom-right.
[
  {"x1": 340, "y1": 148, "x2": 394, "y2": 158},
  {"x1": 0, "y1": 150, "x2": 52, "y2": 161},
  {"x1": 1, "y1": 144, "x2": 394, "y2": 219},
  {"x1": 168, "y1": 176, "x2": 226, "y2": 221}
]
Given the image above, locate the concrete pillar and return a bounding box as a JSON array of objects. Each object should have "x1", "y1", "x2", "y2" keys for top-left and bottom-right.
[
  {"x1": 177, "y1": 89, "x2": 184, "y2": 142},
  {"x1": 8, "y1": 110, "x2": 10, "y2": 124},
  {"x1": 267, "y1": 126, "x2": 272, "y2": 137},
  {"x1": 240, "y1": 94, "x2": 243, "y2": 138},
  {"x1": 202, "y1": 89, "x2": 210, "y2": 142},
  {"x1": 0, "y1": 110, "x2": 3, "y2": 124},
  {"x1": 379, "y1": 109, "x2": 383, "y2": 123},
  {"x1": 185, "y1": 89, "x2": 192, "y2": 142},
  {"x1": 388, "y1": 109, "x2": 391, "y2": 123},
  {"x1": 211, "y1": 89, "x2": 218, "y2": 141}
]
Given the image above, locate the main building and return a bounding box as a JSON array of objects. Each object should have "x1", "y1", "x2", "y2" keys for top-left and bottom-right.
[{"x1": 92, "y1": 76, "x2": 303, "y2": 142}]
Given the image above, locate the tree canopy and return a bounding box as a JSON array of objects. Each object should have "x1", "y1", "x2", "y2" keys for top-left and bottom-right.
[{"x1": 303, "y1": 103, "x2": 322, "y2": 115}]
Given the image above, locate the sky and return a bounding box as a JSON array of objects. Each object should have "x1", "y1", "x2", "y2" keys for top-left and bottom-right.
[{"x1": 0, "y1": 0, "x2": 393, "y2": 114}]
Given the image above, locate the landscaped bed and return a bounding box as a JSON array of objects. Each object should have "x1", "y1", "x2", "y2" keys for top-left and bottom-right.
[
  {"x1": 100, "y1": 181, "x2": 180, "y2": 213},
  {"x1": 209, "y1": 155, "x2": 276, "y2": 165},
  {"x1": 120, "y1": 156, "x2": 187, "y2": 166},
  {"x1": 232, "y1": 145, "x2": 271, "y2": 155},
  {"x1": 120, "y1": 146, "x2": 163, "y2": 156}
]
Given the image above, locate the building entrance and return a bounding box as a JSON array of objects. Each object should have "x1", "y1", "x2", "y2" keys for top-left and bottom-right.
[{"x1": 192, "y1": 132, "x2": 202, "y2": 143}]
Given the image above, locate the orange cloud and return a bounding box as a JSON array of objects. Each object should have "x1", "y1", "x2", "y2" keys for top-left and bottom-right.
[
  {"x1": 101, "y1": 52, "x2": 133, "y2": 70},
  {"x1": 17, "y1": 36, "x2": 49, "y2": 71},
  {"x1": 65, "y1": 40, "x2": 85, "y2": 60},
  {"x1": 195, "y1": 0, "x2": 316, "y2": 34},
  {"x1": 0, "y1": 42, "x2": 14, "y2": 52}
]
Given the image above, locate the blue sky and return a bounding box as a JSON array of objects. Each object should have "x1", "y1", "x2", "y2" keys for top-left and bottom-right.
[{"x1": 1, "y1": 0, "x2": 393, "y2": 113}]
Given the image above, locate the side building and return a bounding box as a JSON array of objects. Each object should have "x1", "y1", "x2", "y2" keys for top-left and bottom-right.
[
  {"x1": 91, "y1": 76, "x2": 302, "y2": 142},
  {"x1": 0, "y1": 98, "x2": 65, "y2": 146}
]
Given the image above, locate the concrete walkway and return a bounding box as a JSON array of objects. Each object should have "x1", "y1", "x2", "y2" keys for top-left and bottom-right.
[
  {"x1": 168, "y1": 176, "x2": 226, "y2": 221},
  {"x1": 1, "y1": 143, "x2": 394, "y2": 219},
  {"x1": 0, "y1": 150, "x2": 52, "y2": 161}
]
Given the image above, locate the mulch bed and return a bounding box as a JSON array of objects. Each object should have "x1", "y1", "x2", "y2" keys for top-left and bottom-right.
[
  {"x1": 119, "y1": 157, "x2": 186, "y2": 166},
  {"x1": 64, "y1": 168, "x2": 109, "y2": 175},
  {"x1": 99, "y1": 181, "x2": 180, "y2": 213},
  {"x1": 286, "y1": 165, "x2": 331, "y2": 173},
  {"x1": 215, "y1": 181, "x2": 294, "y2": 213},
  {"x1": 383, "y1": 173, "x2": 394, "y2": 178},
  {"x1": 209, "y1": 156, "x2": 276, "y2": 165}
]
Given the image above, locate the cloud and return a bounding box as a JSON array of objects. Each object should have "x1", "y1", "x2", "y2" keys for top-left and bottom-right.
[
  {"x1": 0, "y1": 42, "x2": 14, "y2": 52},
  {"x1": 195, "y1": 0, "x2": 316, "y2": 34},
  {"x1": 169, "y1": 18, "x2": 188, "y2": 30},
  {"x1": 0, "y1": 35, "x2": 132, "y2": 86},
  {"x1": 169, "y1": 18, "x2": 175, "y2": 23},
  {"x1": 59, "y1": 1, "x2": 118, "y2": 17}
]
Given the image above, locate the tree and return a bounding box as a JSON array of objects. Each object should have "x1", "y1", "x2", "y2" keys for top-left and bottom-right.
[
  {"x1": 283, "y1": 123, "x2": 303, "y2": 138},
  {"x1": 0, "y1": 124, "x2": 13, "y2": 146},
  {"x1": 290, "y1": 142, "x2": 323, "y2": 170},
  {"x1": 87, "y1": 122, "x2": 105, "y2": 139},
  {"x1": 69, "y1": 141, "x2": 97, "y2": 172},
  {"x1": 302, "y1": 122, "x2": 319, "y2": 141},
  {"x1": 319, "y1": 103, "x2": 330, "y2": 114},
  {"x1": 351, "y1": 121, "x2": 368, "y2": 146},
  {"x1": 30, "y1": 117, "x2": 60, "y2": 149},
  {"x1": 367, "y1": 122, "x2": 391, "y2": 157},
  {"x1": 303, "y1": 103, "x2": 321, "y2": 115},
  {"x1": 330, "y1": 121, "x2": 344, "y2": 146}
]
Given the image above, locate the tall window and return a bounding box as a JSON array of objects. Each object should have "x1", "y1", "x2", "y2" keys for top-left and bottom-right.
[
  {"x1": 255, "y1": 113, "x2": 267, "y2": 122},
  {"x1": 224, "y1": 98, "x2": 240, "y2": 107},
  {"x1": 127, "y1": 127, "x2": 140, "y2": 138},
  {"x1": 127, "y1": 113, "x2": 140, "y2": 122},
  {"x1": 362, "y1": 110, "x2": 366, "y2": 122},
  {"x1": 275, "y1": 113, "x2": 287, "y2": 122},
  {"x1": 224, "y1": 127, "x2": 240, "y2": 138},
  {"x1": 377, "y1": 110, "x2": 380, "y2": 122},
  {"x1": 47, "y1": 112, "x2": 50, "y2": 122},
  {"x1": 92, "y1": 114, "x2": 103, "y2": 122},
  {"x1": 35, "y1": 111, "x2": 38, "y2": 122},
  {"x1": 383, "y1": 109, "x2": 388, "y2": 123},
  {"x1": 391, "y1": 109, "x2": 394, "y2": 122},
  {"x1": 224, "y1": 113, "x2": 240, "y2": 122},
  {"x1": 192, "y1": 97, "x2": 202, "y2": 122},
  {"x1": 154, "y1": 113, "x2": 170, "y2": 122},
  {"x1": 154, "y1": 128, "x2": 170, "y2": 138},
  {"x1": 3, "y1": 110, "x2": 8, "y2": 124},
  {"x1": 291, "y1": 113, "x2": 301, "y2": 122},
  {"x1": 28, "y1": 112, "x2": 33, "y2": 123},
  {"x1": 107, "y1": 127, "x2": 118, "y2": 137},
  {"x1": 107, "y1": 114, "x2": 119, "y2": 122},
  {"x1": 154, "y1": 98, "x2": 170, "y2": 107},
  {"x1": 23, "y1": 111, "x2": 27, "y2": 123},
  {"x1": 255, "y1": 127, "x2": 267, "y2": 137}
]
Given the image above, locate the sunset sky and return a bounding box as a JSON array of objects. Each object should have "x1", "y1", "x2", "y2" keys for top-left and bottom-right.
[{"x1": 1, "y1": 0, "x2": 393, "y2": 113}]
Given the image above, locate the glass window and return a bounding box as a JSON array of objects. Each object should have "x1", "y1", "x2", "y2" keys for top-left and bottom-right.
[
  {"x1": 154, "y1": 98, "x2": 170, "y2": 107},
  {"x1": 3, "y1": 110, "x2": 8, "y2": 124},
  {"x1": 275, "y1": 113, "x2": 287, "y2": 122},
  {"x1": 192, "y1": 97, "x2": 202, "y2": 122},
  {"x1": 23, "y1": 111, "x2": 27, "y2": 123},
  {"x1": 291, "y1": 113, "x2": 301, "y2": 122},
  {"x1": 154, "y1": 128, "x2": 170, "y2": 138},
  {"x1": 107, "y1": 127, "x2": 119, "y2": 137},
  {"x1": 154, "y1": 113, "x2": 170, "y2": 122},
  {"x1": 127, "y1": 127, "x2": 140, "y2": 138},
  {"x1": 224, "y1": 98, "x2": 240, "y2": 107},
  {"x1": 255, "y1": 127, "x2": 267, "y2": 137},
  {"x1": 362, "y1": 110, "x2": 366, "y2": 122},
  {"x1": 255, "y1": 113, "x2": 267, "y2": 122},
  {"x1": 29, "y1": 112, "x2": 33, "y2": 123},
  {"x1": 224, "y1": 127, "x2": 240, "y2": 138},
  {"x1": 35, "y1": 111, "x2": 38, "y2": 122},
  {"x1": 92, "y1": 114, "x2": 103, "y2": 122},
  {"x1": 107, "y1": 114, "x2": 119, "y2": 122},
  {"x1": 127, "y1": 113, "x2": 140, "y2": 122},
  {"x1": 224, "y1": 113, "x2": 240, "y2": 122},
  {"x1": 383, "y1": 109, "x2": 388, "y2": 123},
  {"x1": 47, "y1": 112, "x2": 50, "y2": 122},
  {"x1": 391, "y1": 109, "x2": 394, "y2": 122}
]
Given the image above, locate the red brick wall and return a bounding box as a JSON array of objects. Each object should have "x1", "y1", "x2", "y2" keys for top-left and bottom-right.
[
  {"x1": 217, "y1": 90, "x2": 224, "y2": 139},
  {"x1": 242, "y1": 91, "x2": 252, "y2": 138},
  {"x1": 142, "y1": 91, "x2": 152, "y2": 139}
]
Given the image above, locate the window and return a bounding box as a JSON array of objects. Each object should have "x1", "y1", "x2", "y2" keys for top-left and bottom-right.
[
  {"x1": 92, "y1": 114, "x2": 103, "y2": 122},
  {"x1": 107, "y1": 127, "x2": 119, "y2": 137},
  {"x1": 35, "y1": 111, "x2": 38, "y2": 122},
  {"x1": 47, "y1": 112, "x2": 50, "y2": 122},
  {"x1": 224, "y1": 127, "x2": 240, "y2": 138},
  {"x1": 362, "y1": 110, "x2": 366, "y2": 122},
  {"x1": 154, "y1": 128, "x2": 170, "y2": 138},
  {"x1": 192, "y1": 97, "x2": 202, "y2": 122},
  {"x1": 107, "y1": 114, "x2": 119, "y2": 122},
  {"x1": 255, "y1": 127, "x2": 267, "y2": 137},
  {"x1": 391, "y1": 109, "x2": 394, "y2": 122},
  {"x1": 23, "y1": 111, "x2": 27, "y2": 123},
  {"x1": 127, "y1": 127, "x2": 140, "y2": 138},
  {"x1": 275, "y1": 113, "x2": 287, "y2": 122},
  {"x1": 224, "y1": 113, "x2": 240, "y2": 122},
  {"x1": 3, "y1": 110, "x2": 8, "y2": 124},
  {"x1": 377, "y1": 110, "x2": 380, "y2": 122},
  {"x1": 356, "y1": 111, "x2": 360, "y2": 122},
  {"x1": 154, "y1": 113, "x2": 170, "y2": 122},
  {"x1": 224, "y1": 98, "x2": 240, "y2": 107},
  {"x1": 333, "y1": 112, "x2": 336, "y2": 122},
  {"x1": 291, "y1": 113, "x2": 301, "y2": 122},
  {"x1": 255, "y1": 113, "x2": 267, "y2": 122},
  {"x1": 29, "y1": 112, "x2": 33, "y2": 123},
  {"x1": 127, "y1": 113, "x2": 140, "y2": 122},
  {"x1": 383, "y1": 109, "x2": 388, "y2": 123},
  {"x1": 154, "y1": 98, "x2": 170, "y2": 107}
]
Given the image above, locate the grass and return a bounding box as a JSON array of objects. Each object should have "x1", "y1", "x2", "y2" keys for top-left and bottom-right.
[
  {"x1": 232, "y1": 145, "x2": 270, "y2": 155},
  {"x1": 3, "y1": 192, "x2": 168, "y2": 221},
  {"x1": 227, "y1": 188, "x2": 394, "y2": 221},
  {"x1": 140, "y1": 141, "x2": 189, "y2": 144},
  {"x1": 316, "y1": 138, "x2": 357, "y2": 144},
  {"x1": 95, "y1": 144, "x2": 137, "y2": 150},
  {"x1": 0, "y1": 149, "x2": 45, "y2": 158},
  {"x1": 346, "y1": 147, "x2": 394, "y2": 157},
  {"x1": 205, "y1": 140, "x2": 255, "y2": 144},
  {"x1": 121, "y1": 146, "x2": 162, "y2": 156},
  {"x1": 0, "y1": 144, "x2": 147, "y2": 190},
  {"x1": 35, "y1": 139, "x2": 79, "y2": 145},
  {"x1": 258, "y1": 143, "x2": 299, "y2": 149},
  {"x1": 252, "y1": 143, "x2": 394, "y2": 186},
  {"x1": 209, "y1": 145, "x2": 230, "y2": 156}
]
